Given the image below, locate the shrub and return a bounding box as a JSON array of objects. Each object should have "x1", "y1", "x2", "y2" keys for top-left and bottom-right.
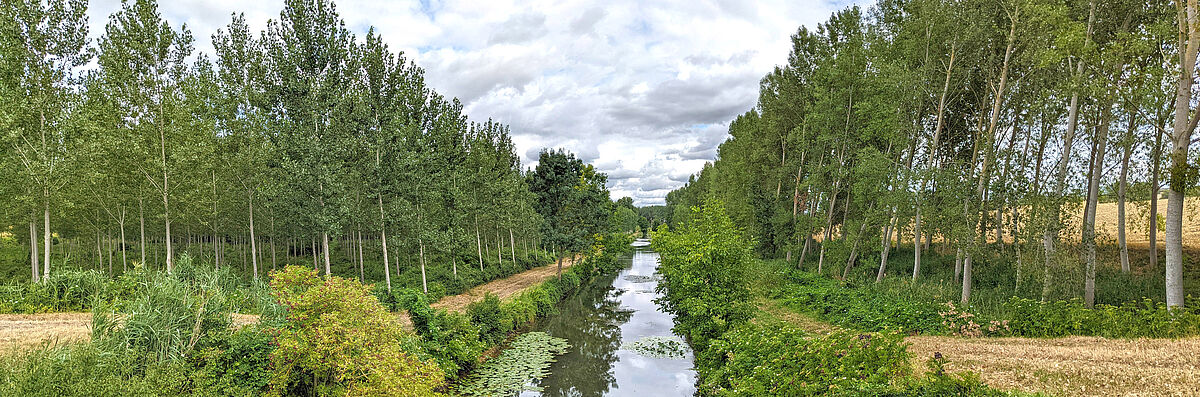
[
  {"x1": 189, "y1": 326, "x2": 275, "y2": 395},
  {"x1": 653, "y1": 198, "x2": 758, "y2": 350},
  {"x1": 398, "y1": 288, "x2": 485, "y2": 378},
  {"x1": 699, "y1": 323, "x2": 911, "y2": 396},
  {"x1": 467, "y1": 294, "x2": 513, "y2": 346},
  {"x1": 268, "y1": 265, "x2": 445, "y2": 396},
  {"x1": 773, "y1": 271, "x2": 946, "y2": 335}
]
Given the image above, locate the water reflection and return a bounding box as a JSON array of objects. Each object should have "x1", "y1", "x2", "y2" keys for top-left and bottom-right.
[{"x1": 522, "y1": 247, "x2": 698, "y2": 396}]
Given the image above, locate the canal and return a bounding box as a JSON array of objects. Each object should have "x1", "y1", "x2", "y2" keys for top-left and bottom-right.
[{"x1": 519, "y1": 240, "x2": 697, "y2": 396}]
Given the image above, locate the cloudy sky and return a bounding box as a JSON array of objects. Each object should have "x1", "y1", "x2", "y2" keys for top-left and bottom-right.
[{"x1": 87, "y1": 0, "x2": 868, "y2": 206}]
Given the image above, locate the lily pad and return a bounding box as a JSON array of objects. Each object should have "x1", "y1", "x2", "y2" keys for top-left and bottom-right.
[
  {"x1": 455, "y1": 332, "x2": 570, "y2": 396},
  {"x1": 623, "y1": 274, "x2": 658, "y2": 283},
  {"x1": 620, "y1": 335, "x2": 690, "y2": 360}
]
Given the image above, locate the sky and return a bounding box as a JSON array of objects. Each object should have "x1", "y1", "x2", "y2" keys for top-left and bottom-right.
[{"x1": 86, "y1": 0, "x2": 869, "y2": 206}]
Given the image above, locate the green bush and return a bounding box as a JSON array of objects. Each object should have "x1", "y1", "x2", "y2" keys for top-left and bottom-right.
[
  {"x1": 398, "y1": 288, "x2": 485, "y2": 378},
  {"x1": 467, "y1": 294, "x2": 513, "y2": 346},
  {"x1": 698, "y1": 323, "x2": 910, "y2": 395},
  {"x1": 1002, "y1": 296, "x2": 1200, "y2": 338},
  {"x1": 268, "y1": 265, "x2": 446, "y2": 396},
  {"x1": 773, "y1": 271, "x2": 946, "y2": 335},
  {"x1": 189, "y1": 326, "x2": 275, "y2": 395},
  {"x1": 653, "y1": 198, "x2": 756, "y2": 350},
  {"x1": 92, "y1": 271, "x2": 233, "y2": 362}
]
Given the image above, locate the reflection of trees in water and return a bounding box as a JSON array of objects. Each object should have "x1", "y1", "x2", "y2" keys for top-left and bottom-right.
[{"x1": 532, "y1": 273, "x2": 632, "y2": 397}]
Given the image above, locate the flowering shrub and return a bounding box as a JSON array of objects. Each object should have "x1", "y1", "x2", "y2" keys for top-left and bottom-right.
[{"x1": 267, "y1": 266, "x2": 445, "y2": 396}]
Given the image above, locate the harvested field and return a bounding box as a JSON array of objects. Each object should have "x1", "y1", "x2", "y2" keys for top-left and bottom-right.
[
  {"x1": 0, "y1": 313, "x2": 91, "y2": 352},
  {"x1": 907, "y1": 335, "x2": 1200, "y2": 397},
  {"x1": 767, "y1": 301, "x2": 1200, "y2": 396}
]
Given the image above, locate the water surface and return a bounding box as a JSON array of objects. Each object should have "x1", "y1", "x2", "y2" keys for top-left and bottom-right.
[{"x1": 520, "y1": 244, "x2": 697, "y2": 396}]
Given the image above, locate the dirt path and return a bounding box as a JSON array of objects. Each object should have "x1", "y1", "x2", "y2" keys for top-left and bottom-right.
[
  {"x1": 431, "y1": 254, "x2": 579, "y2": 312},
  {"x1": 762, "y1": 300, "x2": 1200, "y2": 396}
]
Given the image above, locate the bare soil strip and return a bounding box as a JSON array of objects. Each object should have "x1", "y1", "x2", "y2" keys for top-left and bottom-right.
[
  {"x1": 761, "y1": 300, "x2": 1200, "y2": 397},
  {"x1": 431, "y1": 255, "x2": 579, "y2": 312},
  {"x1": 1, "y1": 256, "x2": 579, "y2": 353}
]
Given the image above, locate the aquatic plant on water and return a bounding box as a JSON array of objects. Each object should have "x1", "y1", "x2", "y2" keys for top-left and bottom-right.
[
  {"x1": 620, "y1": 335, "x2": 690, "y2": 360},
  {"x1": 623, "y1": 274, "x2": 658, "y2": 283},
  {"x1": 455, "y1": 332, "x2": 570, "y2": 396}
]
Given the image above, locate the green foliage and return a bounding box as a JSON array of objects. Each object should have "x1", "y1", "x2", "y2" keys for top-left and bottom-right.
[
  {"x1": 0, "y1": 254, "x2": 275, "y2": 315},
  {"x1": 267, "y1": 265, "x2": 445, "y2": 396},
  {"x1": 188, "y1": 326, "x2": 275, "y2": 395},
  {"x1": 653, "y1": 198, "x2": 756, "y2": 350},
  {"x1": 467, "y1": 294, "x2": 513, "y2": 346},
  {"x1": 772, "y1": 270, "x2": 946, "y2": 335},
  {"x1": 1001, "y1": 296, "x2": 1200, "y2": 338},
  {"x1": 0, "y1": 343, "x2": 189, "y2": 397},
  {"x1": 699, "y1": 324, "x2": 910, "y2": 395},
  {"x1": 92, "y1": 267, "x2": 233, "y2": 363},
  {"x1": 528, "y1": 149, "x2": 613, "y2": 255},
  {"x1": 779, "y1": 266, "x2": 1200, "y2": 338}
]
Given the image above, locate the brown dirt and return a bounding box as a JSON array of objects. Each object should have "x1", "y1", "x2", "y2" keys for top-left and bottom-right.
[
  {"x1": 0, "y1": 313, "x2": 92, "y2": 352},
  {"x1": 431, "y1": 254, "x2": 580, "y2": 313}
]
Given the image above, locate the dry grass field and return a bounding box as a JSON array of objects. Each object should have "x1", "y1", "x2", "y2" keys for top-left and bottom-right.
[{"x1": 1065, "y1": 197, "x2": 1200, "y2": 246}]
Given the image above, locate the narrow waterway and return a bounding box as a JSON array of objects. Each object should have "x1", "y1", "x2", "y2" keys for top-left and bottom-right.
[{"x1": 519, "y1": 240, "x2": 697, "y2": 396}]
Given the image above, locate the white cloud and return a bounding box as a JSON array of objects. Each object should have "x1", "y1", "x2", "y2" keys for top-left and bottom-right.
[{"x1": 86, "y1": 0, "x2": 869, "y2": 206}]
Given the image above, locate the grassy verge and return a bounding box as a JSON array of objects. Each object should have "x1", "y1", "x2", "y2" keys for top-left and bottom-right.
[{"x1": 775, "y1": 258, "x2": 1200, "y2": 338}]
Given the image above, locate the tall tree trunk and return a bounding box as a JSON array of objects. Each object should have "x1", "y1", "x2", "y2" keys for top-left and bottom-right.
[
  {"x1": 1043, "y1": 0, "x2": 1095, "y2": 302},
  {"x1": 119, "y1": 212, "x2": 127, "y2": 273},
  {"x1": 816, "y1": 189, "x2": 838, "y2": 274},
  {"x1": 322, "y1": 232, "x2": 331, "y2": 276},
  {"x1": 378, "y1": 194, "x2": 391, "y2": 292},
  {"x1": 877, "y1": 215, "x2": 897, "y2": 283},
  {"x1": 249, "y1": 192, "x2": 258, "y2": 279},
  {"x1": 1165, "y1": 0, "x2": 1200, "y2": 308},
  {"x1": 43, "y1": 195, "x2": 51, "y2": 279},
  {"x1": 475, "y1": 215, "x2": 484, "y2": 271},
  {"x1": 1084, "y1": 103, "x2": 1112, "y2": 308},
  {"x1": 1150, "y1": 122, "x2": 1164, "y2": 268},
  {"x1": 159, "y1": 111, "x2": 173, "y2": 273},
  {"x1": 963, "y1": 12, "x2": 1016, "y2": 305},
  {"x1": 139, "y1": 198, "x2": 145, "y2": 267},
  {"x1": 30, "y1": 220, "x2": 39, "y2": 283},
  {"x1": 509, "y1": 228, "x2": 517, "y2": 266},
  {"x1": 1118, "y1": 127, "x2": 1132, "y2": 274},
  {"x1": 357, "y1": 228, "x2": 364, "y2": 282},
  {"x1": 419, "y1": 237, "x2": 428, "y2": 293},
  {"x1": 914, "y1": 45, "x2": 957, "y2": 281}
]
